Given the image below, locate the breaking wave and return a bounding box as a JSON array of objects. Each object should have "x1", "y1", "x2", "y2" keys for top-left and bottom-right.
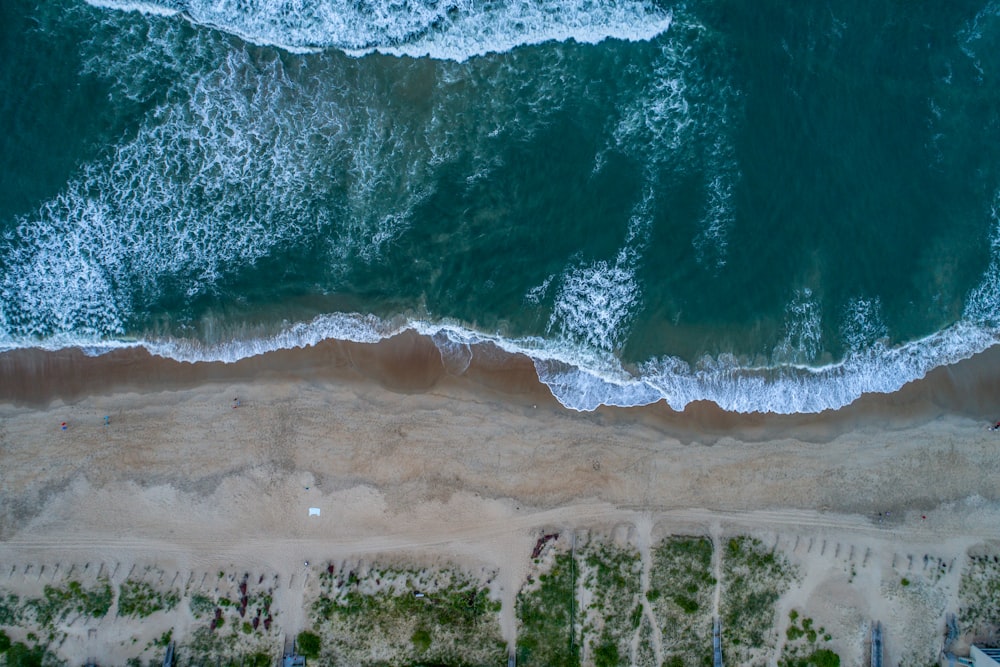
[
  {"x1": 85, "y1": 0, "x2": 674, "y2": 60},
  {"x1": 4, "y1": 3, "x2": 1000, "y2": 416},
  {"x1": 545, "y1": 190, "x2": 653, "y2": 352},
  {"x1": 0, "y1": 48, "x2": 341, "y2": 340},
  {"x1": 3, "y1": 305, "x2": 999, "y2": 415},
  {"x1": 6, "y1": 191, "x2": 1000, "y2": 414}
]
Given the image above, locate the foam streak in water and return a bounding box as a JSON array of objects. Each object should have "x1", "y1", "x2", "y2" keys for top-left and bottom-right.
[
  {"x1": 0, "y1": 48, "x2": 336, "y2": 340},
  {"x1": 610, "y1": 19, "x2": 741, "y2": 269}
]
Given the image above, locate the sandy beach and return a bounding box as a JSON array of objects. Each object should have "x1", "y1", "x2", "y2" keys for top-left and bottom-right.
[{"x1": 3, "y1": 334, "x2": 1000, "y2": 665}]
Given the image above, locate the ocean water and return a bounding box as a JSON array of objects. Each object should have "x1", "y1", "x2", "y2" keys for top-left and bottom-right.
[{"x1": 2, "y1": 0, "x2": 1000, "y2": 413}]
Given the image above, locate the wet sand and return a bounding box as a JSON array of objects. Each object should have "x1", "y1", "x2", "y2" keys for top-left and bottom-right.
[{"x1": 5, "y1": 329, "x2": 1000, "y2": 433}]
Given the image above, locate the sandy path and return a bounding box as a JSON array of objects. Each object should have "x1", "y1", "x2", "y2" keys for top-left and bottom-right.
[
  {"x1": 4, "y1": 497, "x2": 997, "y2": 585},
  {"x1": 631, "y1": 515, "x2": 663, "y2": 665},
  {"x1": 710, "y1": 522, "x2": 722, "y2": 619},
  {"x1": 5, "y1": 504, "x2": 996, "y2": 555}
]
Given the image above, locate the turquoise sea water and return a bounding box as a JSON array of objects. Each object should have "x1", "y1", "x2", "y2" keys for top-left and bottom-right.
[{"x1": 2, "y1": 0, "x2": 1000, "y2": 412}]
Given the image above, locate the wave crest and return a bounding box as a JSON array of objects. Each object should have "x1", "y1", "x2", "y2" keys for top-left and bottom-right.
[
  {"x1": 87, "y1": 0, "x2": 674, "y2": 60},
  {"x1": 3, "y1": 311, "x2": 998, "y2": 415}
]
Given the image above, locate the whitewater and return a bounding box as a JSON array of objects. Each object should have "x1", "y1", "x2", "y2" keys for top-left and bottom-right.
[
  {"x1": 84, "y1": 0, "x2": 676, "y2": 59},
  {"x1": 2, "y1": 0, "x2": 1000, "y2": 414}
]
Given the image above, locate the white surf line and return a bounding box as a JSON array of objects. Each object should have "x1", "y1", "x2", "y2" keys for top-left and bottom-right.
[{"x1": 631, "y1": 514, "x2": 664, "y2": 666}]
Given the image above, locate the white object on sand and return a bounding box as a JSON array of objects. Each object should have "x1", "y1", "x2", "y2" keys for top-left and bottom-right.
[{"x1": 308, "y1": 507, "x2": 321, "y2": 517}]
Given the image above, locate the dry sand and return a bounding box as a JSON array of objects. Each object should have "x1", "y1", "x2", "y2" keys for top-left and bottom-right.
[{"x1": 3, "y1": 336, "x2": 1000, "y2": 664}]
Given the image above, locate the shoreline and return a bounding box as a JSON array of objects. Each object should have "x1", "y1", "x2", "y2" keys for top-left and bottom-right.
[{"x1": 4, "y1": 329, "x2": 1000, "y2": 435}]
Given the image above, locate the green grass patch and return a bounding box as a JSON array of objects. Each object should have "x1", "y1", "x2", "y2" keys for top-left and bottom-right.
[
  {"x1": 648, "y1": 537, "x2": 715, "y2": 667},
  {"x1": 181, "y1": 625, "x2": 270, "y2": 666},
  {"x1": 579, "y1": 541, "x2": 642, "y2": 664},
  {"x1": 310, "y1": 565, "x2": 505, "y2": 667},
  {"x1": 118, "y1": 581, "x2": 180, "y2": 618},
  {"x1": 244, "y1": 653, "x2": 271, "y2": 667},
  {"x1": 0, "y1": 594, "x2": 20, "y2": 625},
  {"x1": 297, "y1": 630, "x2": 321, "y2": 659},
  {"x1": 592, "y1": 638, "x2": 620, "y2": 667},
  {"x1": 782, "y1": 610, "x2": 836, "y2": 666},
  {"x1": 411, "y1": 628, "x2": 431, "y2": 653},
  {"x1": 189, "y1": 593, "x2": 215, "y2": 618},
  {"x1": 958, "y1": 553, "x2": 1000, "y2": 652},
  {"x1": 23, "y1": 580, "x2": 113, "y2": 627},
  {"x1": 517, "y1": 553, "x2": 579, "y2": 667},
  {"x1": 720, "y1": 537, "x2": 795, "y2": 665},
  {"x1": 673, "y1": 594, "x2": 699, "y2": 614},
  {"x1": 2, "y1": 642, "x2": 47, "y2": 667},
  {"x1": 781, "y1": 648, "x2": 840, "y2": 667}
]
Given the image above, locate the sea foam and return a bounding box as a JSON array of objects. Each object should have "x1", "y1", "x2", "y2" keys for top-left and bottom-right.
[
  {"x1": 4, "y1": 4, "x2": 1000, "y2": 416},
  {"x1": 5, "y1": 196, "x2": 1000, "y2": 414},
  {"x1": 85, "y1": 0, "x2": 674, "y2": 60},
  {"x1": 7, "y1": 193, "x2": 1000, "y2": 415},
  {"x1": 9, "y1": 202, "x2": 1000, "y2": 414},
  {"x1": 0, "y1": 48, "x2": 338, "y2": 340},
  {"x1": 547, "y1": 191, "x2": 652, "y2": 352}
]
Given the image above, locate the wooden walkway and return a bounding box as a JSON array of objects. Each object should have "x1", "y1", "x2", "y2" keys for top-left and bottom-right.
[
  {"x1": 870, "y1": 621, "x2": 883, "y2": 667},
  {"x1": 713, "y1": 617, "x2": 723, "y2": 667}
]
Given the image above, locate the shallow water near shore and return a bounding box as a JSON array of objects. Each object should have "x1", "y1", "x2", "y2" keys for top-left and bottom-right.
[{"x1": 2, "y1": 0, "x2": 1000, "y2": 413}]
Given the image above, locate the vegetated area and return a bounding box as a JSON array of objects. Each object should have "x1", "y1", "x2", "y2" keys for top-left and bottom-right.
[
  {"x1": 959, "y1": 550, "x2": 1000, "y2": 638},
  {"x1": 719, "y1": 536, "x2": 796, "y2": 667},
  {"x1": 577, "y1": 539, "x2": 642, "y2": 667},
  {"x1": 0, "y1": 567, "x2": 281, "y2": 667},
  {"x1": 307, "y1": 562, "x2": 505, "y2": 667},
  {"x1": 177, "y1": 571, "x2": 280, "y2": 667},
  {"x1": 779, "y1": 609, "x2": 839, "y2": 667},
  {"x1": 0, "y1": 578, "x2": 113, "y2": 666},
  {"x1": 646, "y1": 537, "x2": 715, "y2": 667},
  {"x1": 516, "y1": 533, "x2": 719, "y2": 667},
  {"x1": 880, "y1": 564, "x2": 952, "y2": 667},
  {"x1": 0, "y1": 628, "x2": 52, "y2": 667},
  {"x1": 117, "y1": 581, "x2": 180, "y2": 619},
  {"x1": 0, "y1": 532, "x2": 881, "y2": 667},
  {"x1": 517, "y1": 550, "x2": 580, "y2": 667}
]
